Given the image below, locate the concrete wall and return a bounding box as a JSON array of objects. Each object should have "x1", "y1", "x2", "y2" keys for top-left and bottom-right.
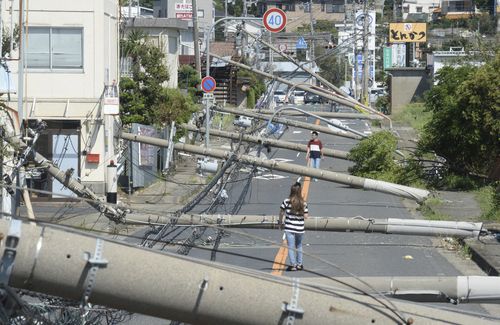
[
  {"x1": 387, "y1": 68, "x2": 431, "y2": 114},
  {"x1": 2, "y1": 0, "x2": 120, "y2": 194}
]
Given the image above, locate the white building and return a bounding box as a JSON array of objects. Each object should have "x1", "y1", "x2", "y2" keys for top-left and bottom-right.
[
  {"x1": 402, "y1": 0, "x2": 440, "y2": 21},
  {"x1": 1, "y1": 0, "x2": 120, "y2": 197},
  {"x1": 153, "y1": 0, "x2": 214, "y2": 56},
  {"x1": 122, "y1": 18, "x2": 189, "y2": 88}
]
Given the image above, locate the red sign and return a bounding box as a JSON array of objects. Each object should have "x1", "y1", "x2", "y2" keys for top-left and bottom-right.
[
  {"x1": 176, "y1": 12, "x2": 192, "y2": 20},
  {"x1": 263, "y1": 8, "x2": 287, "y2": 33},
  {"x1": 201, "y1": 76, "x2": 216, "y2": 93}
]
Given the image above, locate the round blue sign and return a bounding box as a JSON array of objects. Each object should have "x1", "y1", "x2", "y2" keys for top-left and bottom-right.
[{"x1": 201, "y1": 76, "x2": 217, "y2": 93}]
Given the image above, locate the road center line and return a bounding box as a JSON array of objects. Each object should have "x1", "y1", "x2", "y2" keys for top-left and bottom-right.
[{"x1": 271, "y1": 119, "x2": 319, "y2": 275}]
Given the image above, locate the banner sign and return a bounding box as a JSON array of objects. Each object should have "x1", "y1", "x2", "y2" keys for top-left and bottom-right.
[
  {"x1": 383, "y1": 47, "x2": 392, "y2": 70},
  {"x1": 389, "y1": 23, "x2": 427, "y2": 43}
]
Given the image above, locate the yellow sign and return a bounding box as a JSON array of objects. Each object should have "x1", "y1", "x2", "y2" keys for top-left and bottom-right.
[{"x1": 389, "y1": 23, "x2": 427, "y2": 43}]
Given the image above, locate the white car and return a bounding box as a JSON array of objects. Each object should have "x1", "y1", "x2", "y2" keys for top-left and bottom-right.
[
  {"x1": 273, "y1": 90, "x2": 287, "y2": 103},
  {"x1": 290, "y1": 90, "x2": 305, "y2": 104},
  {"x1": 233, "y1": 116, "x2": 252, "y2": 128}
]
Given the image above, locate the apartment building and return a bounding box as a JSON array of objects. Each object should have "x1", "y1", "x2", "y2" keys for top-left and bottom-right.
[
  {"x1": 402, "y1": 0, "x2": 440, "y2": 21},
  {"x1": 257, "y1": 1, "x2": 345, "y2": 31},
  {"x1": 1, "y1": 0, "x2": 120, "y2": 197}
]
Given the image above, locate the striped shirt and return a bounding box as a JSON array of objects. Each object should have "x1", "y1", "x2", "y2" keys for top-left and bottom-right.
[{"x1": 280, "y1": 198, "x2": 308, "y2": 234}]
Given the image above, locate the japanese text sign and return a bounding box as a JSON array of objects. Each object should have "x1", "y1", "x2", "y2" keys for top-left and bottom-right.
[{"x1": 389, "y1": 23, "x2": 427, "y2": 43}]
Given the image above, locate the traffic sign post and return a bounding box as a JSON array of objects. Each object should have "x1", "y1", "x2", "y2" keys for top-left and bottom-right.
[
  {"x1": 263, "y1": 8, "x2": 287, "y2": 33},
  {"x1": 201, "y1": 75, "x2": 217, "y2": 150},
  {"x1": 201, "y1": 76, "x2": 217, "y2": 93}
]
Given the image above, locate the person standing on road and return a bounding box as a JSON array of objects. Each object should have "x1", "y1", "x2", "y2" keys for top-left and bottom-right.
[
  {"x1": 306, "y1": 131, "x2": 323, "y2": 181},
  {"x1": 279, "y1": 182, "x2": 309, "y2": 271}
]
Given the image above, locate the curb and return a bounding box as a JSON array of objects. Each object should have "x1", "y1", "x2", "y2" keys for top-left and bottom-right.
[{"x1": 465, "y1": 238, "x2": 500, "y2": 276}]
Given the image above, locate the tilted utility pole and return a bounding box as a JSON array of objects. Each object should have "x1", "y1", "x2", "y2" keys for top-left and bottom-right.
[
  {"x1": 209, "y1": 52, "x2": 381, "y2": 115},
  {"x1": 182, "y1": 124, "x2": 351, "y2": 160},
  {"x1": 120, "y1": 132, "x2": 430, "y2": 202},
  {"x1": 211, "y1": 106, "x2": 362, "y2": 139},
  {"x1": 192, "y1": 0, "x2": 201, "y2": 78},
  {"x1": 361, "y1": 0, "x2": 370, "y2": 105},
  {"x1": 1, "y1": 219, "x2": 498, "y2": 324}
]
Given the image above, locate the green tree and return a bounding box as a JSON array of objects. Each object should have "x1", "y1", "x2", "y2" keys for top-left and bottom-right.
[
  {"x1": 154, "y1": 88, "x2": 197, "y2": 125},
  {"x1": 348, "y1": 131, "x2": 401, "y2": 182},
  {"x1": 120, "y1": 30, "x2": 170, "y2": 125},
  {"x1": 178, "y1": 64, "x2": 201, "y2": 98},
  {"x1": 419, "y1": 53, "x2": 500, "y2": 175}
]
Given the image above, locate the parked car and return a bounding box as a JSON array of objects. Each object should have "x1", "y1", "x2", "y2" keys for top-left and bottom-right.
[
  {"x1": 304, "y1": 92, "x2": 323, "y2": 104},
  {"x1": 290, "y1": 90, "x2": 305, "y2": 104},
  {"x1": 233, "y1": 115, "x2": 252, "y2": 128},
  {"x1": 273, "y1": 90, "x2": 287, "y2": 103},
  {"x1": 369, "y1": 88, "x2": 386, "y2": 104}
]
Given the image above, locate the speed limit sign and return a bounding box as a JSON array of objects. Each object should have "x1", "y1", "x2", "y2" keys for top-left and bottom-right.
[{"x1": 263, "y1": 8, "x2": 287, "y2": 33}]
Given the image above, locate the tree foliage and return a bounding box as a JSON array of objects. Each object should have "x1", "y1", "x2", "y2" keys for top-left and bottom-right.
[
  {"x1": 419, "y1": 53, "x2": 500, "y2": 176},
  {"x1": 120, "y1": 30, "x2": 170, "y2": 125},
  {"x1": 348, "y1": 131, "x2": 401, "y2": 182}
]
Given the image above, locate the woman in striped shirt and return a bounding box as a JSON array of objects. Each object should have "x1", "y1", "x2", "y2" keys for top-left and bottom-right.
[{"x1": 279, "y1": 182, "x2": 309, "y2": 271}]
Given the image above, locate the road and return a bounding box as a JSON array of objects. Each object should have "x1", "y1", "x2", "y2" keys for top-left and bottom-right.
[{"x1": 178, "y1": 102, "x2": 495, "y2": 317}]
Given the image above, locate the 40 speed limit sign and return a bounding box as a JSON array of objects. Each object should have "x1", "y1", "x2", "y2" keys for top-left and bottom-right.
[{"x1": 263, "y1": 8, "x2": 287, "y2": 33}]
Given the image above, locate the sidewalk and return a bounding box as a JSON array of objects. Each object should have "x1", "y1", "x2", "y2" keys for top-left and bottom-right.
[{"x1": 394, "y1": 125, "x2": 500, "y2": 276}]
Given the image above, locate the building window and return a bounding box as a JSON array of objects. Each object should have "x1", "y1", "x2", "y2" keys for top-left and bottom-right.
[
  {"x1": 325, "y1": 4, "x2": 334, "y2": 13},
  {"x1": 416, "y1": 6, "x2": 423, "y2": 13},
  {"x1": 168, "y1": 36, "x2": 178, "y2": 55},
  {"x1": 304, "y1": 3, "x2": 310, "y2": 12},
  {"x1": 321, "y1": 3, "x2": 325, "y2": 12},
  {"x1": 27, "y1": 27, "x2": 83, "y2": 69},
  {"x1": 284, "y1": 4, "x2": 295, "y2": 11},
  {"x1": 403, "y1": 6, "x2": 409, "y2": 13}
]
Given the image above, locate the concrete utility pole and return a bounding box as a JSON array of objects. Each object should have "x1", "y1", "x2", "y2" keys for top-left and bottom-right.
[
  {"x1": 309, "y1": 0, "x2": 315, "y2": 64},
  {"x1": 192, "y1": 0, "x2": 201, "y2": 78},
  {"x1": 4, "y1": 135, "x2": 126, "y2": 222},
  {"x1": 209, "y1": 52, "x2": 381, "y2": 115},
  {"x1": 250, "y1": 109, "x2": 384, "y2": 120},
  {"x1": 182, "y1": 124, "x2": 351, "y2": 160},
  {"x1": 127, "y1": 214, "x2": 485, "y2": 239},
  {"x1": 120, "y1": 132, "x2": 430, "y2": 202},
  {"x1": 2, "y1": 219, "x2": 498, "y2": 324},
  {"x1": 361, "y1": 0, "x2": 370, "y2": 105},
  {"x1": 211, "y1": 106, "x2": 362, "y2": 139}
]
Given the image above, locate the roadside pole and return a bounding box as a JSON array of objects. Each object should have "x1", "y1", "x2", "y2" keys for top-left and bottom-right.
[{"x1": 192, "y1": 0, "x2": 201, "y2": 77}]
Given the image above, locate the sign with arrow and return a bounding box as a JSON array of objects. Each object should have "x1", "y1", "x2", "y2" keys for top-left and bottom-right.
[{"x1": 296, "y1": 36, "x2": 308, "y2": 50}]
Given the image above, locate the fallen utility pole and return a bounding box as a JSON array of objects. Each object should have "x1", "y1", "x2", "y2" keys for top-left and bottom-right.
[
  {"x1": 127, "y1": 214, "x2": 484, "y2": 239},
  {"x1": 211, "y1": 106, "x2": 362, "y2": 140},
  {"x1": 252, "y1": 109, "x2": 384, "y2": 120},
  {"x1": 5, "y1": 135, "x2": 126, "y2": 222},
  {"x1": 120, "y1": 132, "x2": 430, "y2": 202},
  {"x1": 302, "y1": 276, "x2": 500, "y2": 304},
  {"x1": 242, "y1": 29, "x2": 384, "y2": 119},
  {"x1": 182, "y1": 124, "x2": 350, "y2": 160},
  {"x1": 2, "y1": 219, "x2": 498, "y2": 324},
  {"x1": 210, "y1": 52, "x2": 377, "y2": 115}
]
